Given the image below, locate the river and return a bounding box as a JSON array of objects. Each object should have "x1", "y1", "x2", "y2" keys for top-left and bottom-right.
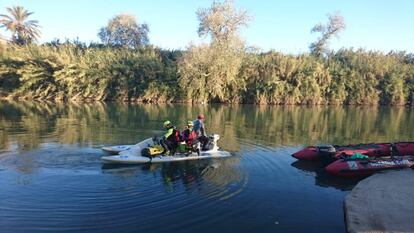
[{"x1": 1, "y1": 101, "x2": 413, "y2": 233}]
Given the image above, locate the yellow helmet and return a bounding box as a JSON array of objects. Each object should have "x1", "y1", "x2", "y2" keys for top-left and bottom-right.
[{"x1": 163, "y1": 120, "x2": 171, "y2": 127}]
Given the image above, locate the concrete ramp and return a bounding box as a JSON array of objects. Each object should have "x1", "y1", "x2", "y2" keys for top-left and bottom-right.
[{"x1": 345, "y1": 169, "x2": 414, "y2": 233}]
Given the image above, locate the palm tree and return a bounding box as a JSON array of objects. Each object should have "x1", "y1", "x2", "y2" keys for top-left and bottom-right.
[{"x1": 0, "y1": 6, "x2": 41, "y2": 45}]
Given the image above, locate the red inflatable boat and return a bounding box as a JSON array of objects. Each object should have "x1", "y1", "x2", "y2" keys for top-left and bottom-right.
[
  {"x1": 292, "y1": 142, "x2": 414, "y2": 161},
  {"x1": 325, "y1": 156, "x2": 414, "y2": 177}
]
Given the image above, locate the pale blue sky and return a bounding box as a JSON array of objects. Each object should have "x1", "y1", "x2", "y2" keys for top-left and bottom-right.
[{"x1": 1, "y1": 0, "x2": 413, "y2": 53}]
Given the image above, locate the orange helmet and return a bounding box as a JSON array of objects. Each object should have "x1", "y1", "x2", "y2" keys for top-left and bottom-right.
[{"x1": 197, "y1": 114, "x2": 205, "y2": 120}]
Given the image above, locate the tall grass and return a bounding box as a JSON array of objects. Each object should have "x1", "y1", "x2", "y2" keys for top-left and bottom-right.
[
  {"x1": 0, "y1": 43, "x2": 179, "y2": 102},
  {"x1": 0, "y1": 43, "x2": 413, "y2": 105}
]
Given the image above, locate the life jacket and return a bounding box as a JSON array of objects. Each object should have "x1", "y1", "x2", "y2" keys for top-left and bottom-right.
[
  {"x1": 174, "y1": 129, "x2": 182, "y2": 142},
  {"x1": 182, "y1": 129, "x2": 197, "y2": 146},
  {"x1": 165, "y1": 126, "x2": 181, "y2": 143}
]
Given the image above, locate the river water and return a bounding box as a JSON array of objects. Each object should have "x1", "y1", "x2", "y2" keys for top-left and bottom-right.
[{"x1": 1, "y1": 102, "x2": 413, "y2": 233}]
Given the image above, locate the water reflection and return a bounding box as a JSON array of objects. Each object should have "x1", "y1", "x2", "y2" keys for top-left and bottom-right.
[
  {"x1": 102, "y1": 156, "x2": 246, "y2": 200},
  {"x1": 1, "y1": 101, "x2": 414, "y2": 153},
  {"x1": 290, "y1": 160, "x2": 363, "y2": 191}
]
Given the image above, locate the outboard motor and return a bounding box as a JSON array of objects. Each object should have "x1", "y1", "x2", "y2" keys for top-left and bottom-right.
[
  {"x1": 211, "y1": 134, "x2": 220, "y2": 143},
  {"x1": 317, "y1": 144, "x2": 336, "y2": 161},
  {"x1": 206, "y1": 134, "x2": 220, "y2": 151}
]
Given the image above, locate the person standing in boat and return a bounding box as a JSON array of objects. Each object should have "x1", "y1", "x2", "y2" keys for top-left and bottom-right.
[
  {"x1": 160, "y1": 120, "x2": 180, "y2": 155},
  {"x1": 193, "y1": 114, "x2": 210, "y2": 150}
]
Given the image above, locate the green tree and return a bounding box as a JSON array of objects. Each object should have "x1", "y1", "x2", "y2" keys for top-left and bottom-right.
[
  {"x1": 380, "y1": 69, "x2": 406, "y2": 105},
  {"x1": 196, "y1": 0, "x2": 250, "y2": 46},
  {"x1": 309, "y1": 12, "x2": 345, "y2": 57},
  {"x1": 178, "y1": 0, "x2": 250, "y2": 103},
  {"x1": 0, "y1": 6, "x2": 41, "y2": 45},
  {"x1": 98, "y1": 14, "x2": 149, "y2": 48}
]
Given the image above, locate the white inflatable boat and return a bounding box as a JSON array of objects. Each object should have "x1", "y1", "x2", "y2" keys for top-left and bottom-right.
[
  {"x1": 101, "y1": 134, "x2": 232, "y2": 164},
  {"x1": 102, "y1": 145, "x2": 132, "y2": 155}
]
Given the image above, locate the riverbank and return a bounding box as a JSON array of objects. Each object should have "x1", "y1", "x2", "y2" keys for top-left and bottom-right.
[
  {"x1": 1, "y1": 96, "x2": 414, "y2": 107},
  {"x1": 344, "y1": 170, "x2": 414, "y2": 233}
]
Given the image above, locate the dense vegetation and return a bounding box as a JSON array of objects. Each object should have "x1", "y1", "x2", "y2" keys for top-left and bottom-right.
[
  {"x1": 0, "y1": 43, "x2": 180, "y2": 102},
  {"x1": 1, "y1": 44, "x2": 413, "y2": 105},
  {"x1": 0, "y1": 1, "x2": 413, "y2": 105}
]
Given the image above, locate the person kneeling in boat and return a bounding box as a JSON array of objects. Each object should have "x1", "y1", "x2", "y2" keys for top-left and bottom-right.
[
  {"x1": 160, "y1": 120, "x2": 180, "y2": 156},
  {"x1": 182, "y1": 121, "x2": 200, "y2": 156}
]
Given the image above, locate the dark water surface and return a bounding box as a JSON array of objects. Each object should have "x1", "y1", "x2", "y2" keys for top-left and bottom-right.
[{"x1": 1, "y1": 102, "x2": 414, "y2": 233}]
